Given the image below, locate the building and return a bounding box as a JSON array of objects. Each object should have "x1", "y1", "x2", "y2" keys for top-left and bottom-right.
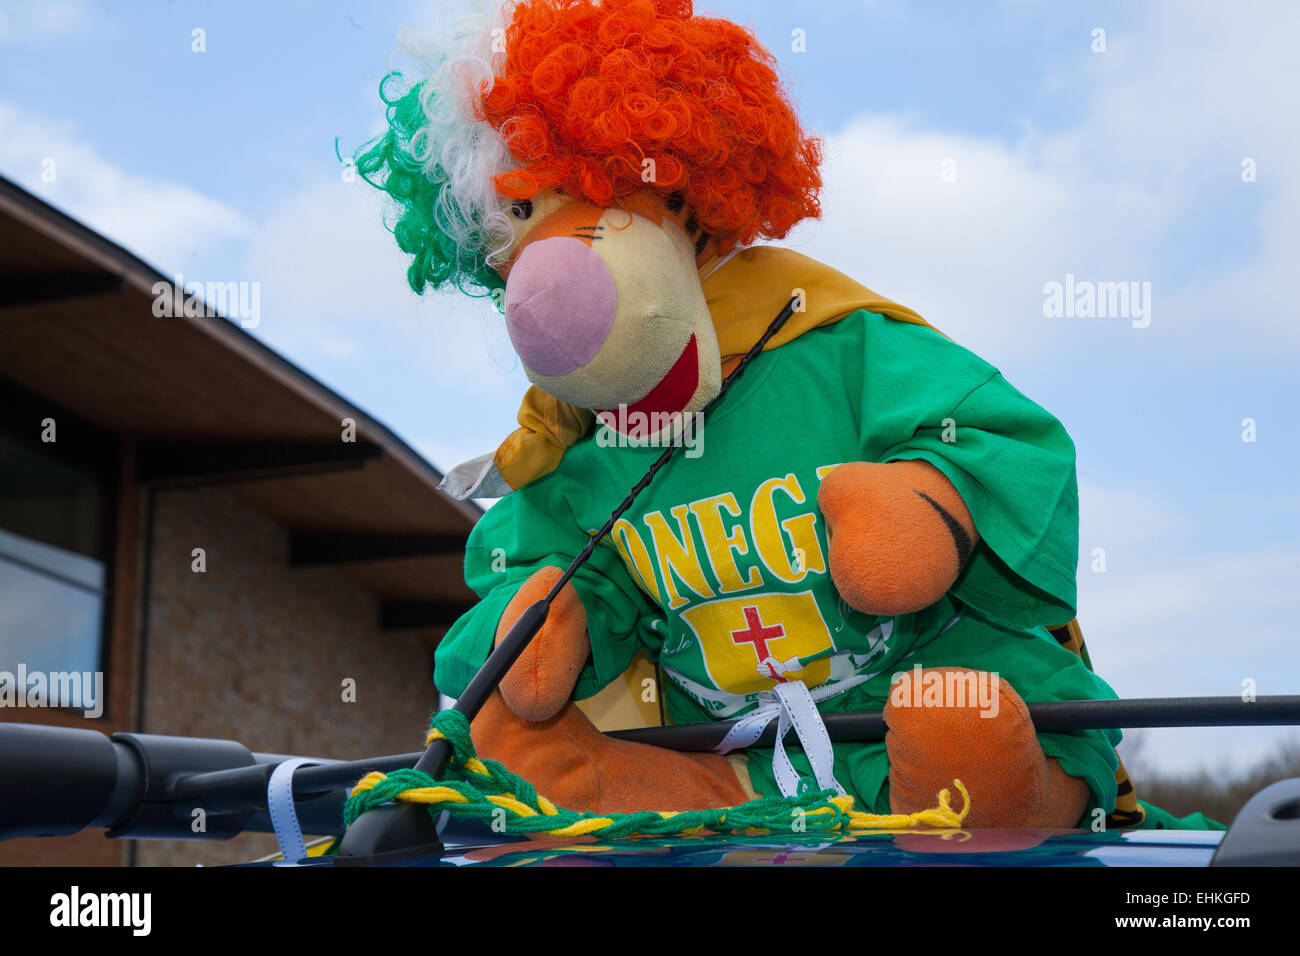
[{"x1": 0, "y1": 175, "x2": 484, "y2": 865}]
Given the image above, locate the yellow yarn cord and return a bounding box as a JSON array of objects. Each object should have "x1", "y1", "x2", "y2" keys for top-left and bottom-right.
[
  {"x1": 427, "y1": 726, "x2": 493, "y2": 777},
  {"x1": 349, "y1": 768, "x2": 971, "y2": 837},
  {"x1": 831, "y1": 781, "x2": 971, "y2": 830}
]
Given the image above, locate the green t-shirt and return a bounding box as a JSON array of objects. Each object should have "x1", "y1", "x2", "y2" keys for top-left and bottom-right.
[{"x1": 436, "y1": 310, "x2": 1120, "y2": 814}]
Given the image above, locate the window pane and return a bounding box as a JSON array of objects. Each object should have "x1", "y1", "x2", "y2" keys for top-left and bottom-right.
[
  {"x1": 0, "y1": 430, "x2": 109, "y2": 705},
  {"x1": 0, "y1": 556, "x2": 104, "y2": 708},
  {"x1": 0, "y1": 433, "x2": 105, "y2": 557},
  {"x1": 0, "y1": 527, "x2": 104, "y2": 591}
]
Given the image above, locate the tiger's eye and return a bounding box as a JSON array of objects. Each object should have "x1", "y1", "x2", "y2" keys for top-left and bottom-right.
[{"x1": 511, "y1": 199, "x2": 534, "y2": 220}]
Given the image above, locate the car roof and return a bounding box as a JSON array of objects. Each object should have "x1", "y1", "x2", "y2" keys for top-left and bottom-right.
[{"x1": 287, "y1": 823, "x2": 1225, "y2": 868}]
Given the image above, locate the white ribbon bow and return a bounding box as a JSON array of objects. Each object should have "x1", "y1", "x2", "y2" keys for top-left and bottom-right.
[{"x1": 713, "y1": 677, "x2": 867, "y2": 797}]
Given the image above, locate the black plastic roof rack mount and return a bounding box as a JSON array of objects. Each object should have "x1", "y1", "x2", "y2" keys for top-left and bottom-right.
[{"x1": 1212, "y1": 777, "x2": 1300, "y2": 866}]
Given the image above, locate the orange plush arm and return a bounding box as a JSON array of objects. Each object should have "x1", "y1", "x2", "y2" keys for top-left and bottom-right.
[
  {"x1": 818, "y1": 460, "x2": 979, "y2": 616},
  {"x1": 494, "y1": 566, "x2": 590, "y2": 721}
]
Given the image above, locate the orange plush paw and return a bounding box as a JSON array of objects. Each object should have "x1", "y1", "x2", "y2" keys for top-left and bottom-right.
[
  {"x1": 884, "y1": 667, "x2": 1090, "y2": 828},
  {"x1": 496, "y1": 566, "x2": 590, "y2": 722},
  {"x1": 818, "y1": 461, "x2": 978, "y2": 616}
]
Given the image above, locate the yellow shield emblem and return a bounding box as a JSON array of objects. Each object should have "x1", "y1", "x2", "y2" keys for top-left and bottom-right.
[{"x1": 679, "y1": 591, "x2": 835, "y2": 695}]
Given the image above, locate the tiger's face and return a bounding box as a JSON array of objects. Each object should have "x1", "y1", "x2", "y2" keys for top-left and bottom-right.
[{"x1": 495, "y1": 189, "x2": 726, "y2": 438}]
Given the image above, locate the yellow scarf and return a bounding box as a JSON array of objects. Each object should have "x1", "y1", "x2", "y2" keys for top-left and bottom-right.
[{"x1": 489, "y1": 245, "x2": 940, "y2": 493}]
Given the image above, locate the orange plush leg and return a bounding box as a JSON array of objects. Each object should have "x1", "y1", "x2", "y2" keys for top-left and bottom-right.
[
  {"x1": 471, "y1": 693, "x2": 751, "y2": 813},
  {"x1": 819, "y1": 460, "x2": 979, "y2": 616},
  {"x1": 884, "y1": 667, "x2": 1090, "y2": 828}
]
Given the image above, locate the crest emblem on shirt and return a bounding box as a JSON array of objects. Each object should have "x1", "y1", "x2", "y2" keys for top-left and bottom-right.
[{"x1": 679, "y1": 591, "x2": 835, "y2": 694}]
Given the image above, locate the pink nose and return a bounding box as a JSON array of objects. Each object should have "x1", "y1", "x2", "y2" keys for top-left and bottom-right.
[{"x1": 503, "y1": 237, "x2": 618, "y2": 377}]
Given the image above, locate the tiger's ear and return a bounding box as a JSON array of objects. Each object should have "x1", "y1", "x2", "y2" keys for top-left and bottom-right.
[
  {"x1": 697, "y1": 231, "x2": 741, "y2": 269},
  {"x1": 691, "y1": 226, "x2": 742, "y2": 270},
  {"x1": 681, "y1": 208, "x2": 711, "y2": 261}
]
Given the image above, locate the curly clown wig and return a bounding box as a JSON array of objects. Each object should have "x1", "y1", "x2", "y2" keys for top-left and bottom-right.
[{"x1": 356, "y1": 0, "x2": 823, "y2": 297}]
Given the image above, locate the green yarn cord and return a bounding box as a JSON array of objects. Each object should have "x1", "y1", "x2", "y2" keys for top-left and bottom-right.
[{"x1": 344, "y1": 710, "x2": 870, "y2": 840}]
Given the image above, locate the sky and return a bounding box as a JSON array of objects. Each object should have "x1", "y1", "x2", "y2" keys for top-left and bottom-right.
[{"x1": 2, "y1": 0, "x2": 1297, "y2": 777}]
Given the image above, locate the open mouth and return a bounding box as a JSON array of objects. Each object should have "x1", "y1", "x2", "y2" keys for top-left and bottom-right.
[{"x1": 595, "y1": 334, "x2": 699, "y2": 434}]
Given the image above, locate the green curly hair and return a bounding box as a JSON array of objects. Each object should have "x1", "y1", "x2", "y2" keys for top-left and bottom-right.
[{"x1": 353, "y1": 73, "x2": 506, "y2": 299}]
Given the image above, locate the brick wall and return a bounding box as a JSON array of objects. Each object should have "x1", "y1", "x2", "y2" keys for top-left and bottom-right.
[{"x1": 130, "y1": 487, "x2": 439, "y2": 866}]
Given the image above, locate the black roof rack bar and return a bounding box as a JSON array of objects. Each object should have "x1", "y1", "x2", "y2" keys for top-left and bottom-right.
[
  {"x1": 4, "y1": 695, "x2": 1298, "y2": 845},
  {"x1": 609, "y1": 694, "x2": 1300, "y2": 752}
]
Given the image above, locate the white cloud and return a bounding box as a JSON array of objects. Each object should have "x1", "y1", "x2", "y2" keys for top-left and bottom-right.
[
  {"x1": 0, "y1": 0, "x2": 91, "y2": 42},
  {"x1": 237, "y1": 174, "x2": 531, "y2": 470},
  {"x1": 0, "y1": 102, "x2": 253, "y2": 271},
  {"x1": 1045, "y1": 1, "x2": 1300, "y2": 356},
  {"x1": 1072, "y1": 480, "x2": 1300, "y2": 774},
  {"x1": 1079, "y1": 545, "x2": 1298, "y2": 675},
  {"x1": 785, "y1": 0, "x2": 1300, "y2": 361},
  {"x1": 1078, "y1": 480, "x2": 1184, "y2": 553},
  {"x1": 785, "y1": 113, "x2": 1082, "y2": 359},
  {"x1": 240, "y1": 175, "x2": 525, "y2": 383}
]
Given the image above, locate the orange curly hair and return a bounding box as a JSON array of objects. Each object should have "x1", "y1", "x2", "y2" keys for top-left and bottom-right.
[{"x1": 478, "y1": 0, "x2": 822, "y2": 245}]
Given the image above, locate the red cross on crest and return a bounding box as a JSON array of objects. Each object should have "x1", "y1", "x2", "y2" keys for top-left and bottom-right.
[{"x1": 730, "y1": 605, "x2": 788, "y2": 683}]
